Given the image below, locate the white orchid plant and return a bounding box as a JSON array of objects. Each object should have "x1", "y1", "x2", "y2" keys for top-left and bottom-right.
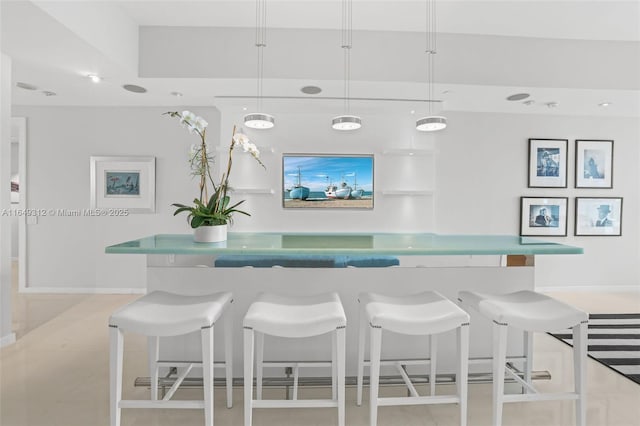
[{"x1": 165, "y1": 111, "x2": 265, "y2": 228}]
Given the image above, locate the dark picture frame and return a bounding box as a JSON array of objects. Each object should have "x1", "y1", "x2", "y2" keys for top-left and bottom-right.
[
  {"x1": 520, "y1": 196, "x2": 568, "y2": 237},
  {"x1": 575, "y1": 197, "x2": 622, "y2": 236},
  {"x1": 575, "y1": 139, "x2": 614, "y2": 188},
  {"x1": 282, "y1": 154, "x2": 374, "y2": 209},
  {"x1": 528, "y1": 138, "x2": 568, "y2": 188}
]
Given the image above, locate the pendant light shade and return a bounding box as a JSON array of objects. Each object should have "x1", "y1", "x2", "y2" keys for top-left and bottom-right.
[
  {"x1": 332, "y1": 115, "x2": 361, "y2": 131},
  {"x1": 416, "y1": 115, "x2": 447, "y2": 132},
  {"x1": 244, "y1": 113, "x2": 275, "y2": 129}
]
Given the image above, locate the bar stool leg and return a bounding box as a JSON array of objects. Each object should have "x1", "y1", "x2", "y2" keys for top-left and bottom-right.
[
  {"x1": 256, "y1": 332, "x2": 264, "y2": 400},
  {"x1": 336, "y1": 327, "x2": 346, "y2": 426},
  {"x1": 457, "y1": 324, "x2": 469, "y2": 426},
  {"x1": 369, "y1": 326, "x2": 382, "y2": 426},
  {"x1": 573, "y1": 321, "x2": 587, "y2": 426},
  {"x1": 224, "y1": 308, "x2": 234, "y2": 408},
  {"x1": 429, "y1": 334, "x2": 438, "y2": 396},
  {"x1": 201, "y1": 325, "x2": 214, "y2": 426},
  {"x1": 109, "y1": 326, "x2": 124, "y2": 426},
  {"x1": 492, "y1": 322, "x2": 508, "y2": 426},
  {"x1": 331, "y1": 330, "x2": 337, "y2": 400},
  {"x1": 147, "y1": 336, "x2": 159, "y2": 400},
  {"x1": 356, "y1": 304, "x2": 367, "y2": 406},
  {"x1": 244, "y1": 327, "x2": 254, "y2": 426},
  {"x1": 523, "y1": 330, "x2": 533, "y2": 393}
]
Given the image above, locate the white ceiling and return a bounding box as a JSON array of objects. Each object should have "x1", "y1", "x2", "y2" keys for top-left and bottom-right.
[{"x1": 2, "y1": 0, "x2": 639, "y2": 117}]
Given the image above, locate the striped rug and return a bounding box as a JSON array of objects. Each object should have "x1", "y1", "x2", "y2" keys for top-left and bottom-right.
[{"x1": 549, "y1": 313, "x2": 640, "y2": 385}]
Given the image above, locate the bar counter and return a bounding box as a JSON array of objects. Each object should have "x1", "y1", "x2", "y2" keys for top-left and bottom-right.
[{"x1": 106, "y1": 233, "x2": 583, "y2": 377}]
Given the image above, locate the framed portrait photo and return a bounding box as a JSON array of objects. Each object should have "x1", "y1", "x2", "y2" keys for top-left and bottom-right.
[
  {"x1": 528, "y1": 138, "x2": 568, "y2": 188},
  {"x1": 520, "y1": 196, "x2": 568, "y2": 237},
  {"x1": 90, "y1": 156, "x2": 156, "y2": 213},
  {"x1": 575, "y1": 197, "x2": 622, "y2": 236},
  {"x1": 575, "y1": 139, "x2": 613, "y2": 188}
]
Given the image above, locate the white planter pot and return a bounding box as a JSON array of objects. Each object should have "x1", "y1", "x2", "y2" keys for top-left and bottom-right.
[{"x1": 193, "y1": 224, "x2": 228, "y2": 243}]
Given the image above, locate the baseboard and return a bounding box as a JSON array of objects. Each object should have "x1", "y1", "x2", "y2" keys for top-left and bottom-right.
[
  {"x1": 0, "y1": 332, "x2": 16, "y2": 348},
  {"x1": 538, "y1": 285, "x2": 640, "y2": 293},
  {"x1": 19, "y1": 287, "x2": 146, "y2": 295}
]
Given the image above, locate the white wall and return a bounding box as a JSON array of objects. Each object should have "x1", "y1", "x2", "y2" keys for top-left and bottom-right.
[
  {"x1": 435, "y1": 111, "x2": 639, "y2": 289},
  {"x1": 13, "y1": 106, "x2": 640, "y2": 291},
  {"x1": 0, "y1": 52, "x2": 16, "y2": 346}
]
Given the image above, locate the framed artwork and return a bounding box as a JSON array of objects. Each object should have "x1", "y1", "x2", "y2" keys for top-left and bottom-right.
[
  {"x1": 528, "y1": 138, "x2": 568, "y2": 188},
  {"x1": 282, "y1": 154, "x2": 374, "y2": 209},
  {"x1": 575, "y1": 197, "x2": 622, "y2": 236},
  {"x1": 575, "y1": 139, "x2": 614, "y2": 188},
  {"x1": 520, "y1": 196, "x2": 568, "y2": 237},
  {"x1": 90, "y1": 156, "x2": 156, "y2": 213}
]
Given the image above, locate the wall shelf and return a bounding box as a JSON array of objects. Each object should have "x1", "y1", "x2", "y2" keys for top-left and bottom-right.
[
  {"x1": 232, "y1": 188, "x2": 275, "y2": 195},
  {"x1": 381, "y1": 190, "x2": 434, "y2": 196},
  {"x1": 381, "y1": 148, "x2": 434, "y2": 157}
]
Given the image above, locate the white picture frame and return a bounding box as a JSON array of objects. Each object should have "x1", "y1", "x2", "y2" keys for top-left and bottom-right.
[{"x1": 90, "y1": 156, "x2": 156, "y2": 213}]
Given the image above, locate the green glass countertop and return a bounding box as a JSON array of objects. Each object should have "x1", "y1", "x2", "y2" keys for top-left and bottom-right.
[{"x1": 105, "y1": 233, "x2": 583, "y2": 256}]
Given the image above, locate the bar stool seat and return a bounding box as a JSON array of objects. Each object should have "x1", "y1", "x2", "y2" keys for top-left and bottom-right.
[
  {"x1": 357, "y1": 291, "x2": 470, "y2": 426},
  {"x1": 458, "y1": 290, "x2": 586, "y2": 332},
  {"x1": 109, "y1": 290, "x2": 234, "y2": 426},
  {"x1": 458, "y1": 290, "x2": 588, "y2": 426},
  {"x1": 243, "y1": 292, "x2": 347, "y2": 426}
]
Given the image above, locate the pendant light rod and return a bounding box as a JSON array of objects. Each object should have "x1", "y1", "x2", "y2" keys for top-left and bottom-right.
[
  {"x1": 417, "y1": 0, "x2": 446, "y2": 132},
  {"x1": 245, "y1": 0, "x2": 274, "y2": 129},
  {"x1": 333, "y1": 0, "x2": 361, "y2": 130}
]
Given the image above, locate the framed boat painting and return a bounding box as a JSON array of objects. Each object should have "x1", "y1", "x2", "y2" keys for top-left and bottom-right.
[
  {"x1": 90, "y1": 156, "x2": 156, "y2": 213},
  {"x1": 575, "y1": 197, "x2": 622, "y2": 236},
  {"x1": 528, "y1": 138, "x2": 568, "y2": 188},
  {"x1": 282, "y1": 154, "x2": 374, "y2": 209},
  {"x1": 520, "y1": 196, "x2": 568, "y2": 237},
  {"x1": 575, "y1": 139, "x2": 613, "y2": 188}
]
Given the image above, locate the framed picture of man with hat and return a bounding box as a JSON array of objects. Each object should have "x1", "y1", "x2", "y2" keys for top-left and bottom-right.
[{"x1": 575, "y1": 197, "x2": 623, "y2": 236}]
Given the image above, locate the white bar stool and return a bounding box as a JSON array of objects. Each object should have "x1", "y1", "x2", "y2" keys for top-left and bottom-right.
[
  {"x1": 243, "y1": 292, "x2": 347, "y2": 426},
  {"x1": 458, "y1": 290, "x2": 588, "y2": 426},
  {"x1": 109, "y1": 290, "x2": 234, "y2": 426},
  {"x1": 356, "y1": 291, "x2": 470, "y2": 426}
]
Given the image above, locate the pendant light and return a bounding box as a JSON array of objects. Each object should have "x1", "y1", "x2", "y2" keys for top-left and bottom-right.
[
  {"x1": 244, "y1": 0, "x2": 275, "y2": 129},
  {"x1": 332, "y1": 0, "x2": 361, "y2": 130},
  {"x1": 416, "y1": 0, "x2": 446, "y2": 132}
]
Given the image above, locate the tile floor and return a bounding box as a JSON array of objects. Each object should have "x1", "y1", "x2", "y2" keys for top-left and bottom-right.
[{"x1": 2, "y1": 262, "x2": 639, "y2": 425}]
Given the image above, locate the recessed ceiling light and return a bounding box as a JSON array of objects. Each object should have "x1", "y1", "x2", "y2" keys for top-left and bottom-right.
[
  {"x1": 598, "y1": 102, "x2": 612, "y2": 107},
  {"x1": 42, "y1": 91, "x2": 57, "y2": 96},
  {"x1": 301, "y1": 85, "x2": 322, "y2": 95},
  {"x1": 523, "y1": 100, "x2": 535, "y2": 106},
  {"x1": 87, "y1": 74, "x2": 102, "y2": 83},
  {"x1": 506, "y1": 93, "x2": 530, "y2": 101},
  {"x1": 546, "y1": 101, "x2": 559, "y2": 108},
  {"x1": 16, "y1": 82, "x2": 38, "y2": 90},
  {"x1": 123, "y1": 84, "x2": 147, "y2": 93},
  {"x1": 170, "y1": 91, "x2": 183, "y2": 97}
]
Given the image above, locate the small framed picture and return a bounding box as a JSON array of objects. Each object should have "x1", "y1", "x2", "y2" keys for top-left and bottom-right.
[
  {"x1": 528, "y1": 138, "x2": 568, "y2": 188},
  {"x1": 90, "y1": 156, "x2": 156, "y2": 213},
  {"x1": 520, "y1": 197, "x2": 568, "y2": 237},
  {"x1": 575, "y1": 139, "x2": 613, "y2": 188},
  {"x1": 575, "y1": 197, "x2": 622, "y2": 236}
]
